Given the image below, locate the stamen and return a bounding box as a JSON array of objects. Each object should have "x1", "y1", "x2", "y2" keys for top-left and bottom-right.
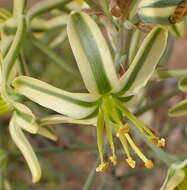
[
  {"x1": 125, "y1": 134, "x2": 154, "y2": 168},
  {"x1": 109, "y1": 155, "x2": 117, "y2": 166},
  {"x1": 97, "y1": 110, "x2": 105, "y2": 167},
  {"x1": 145, "y1": 160, "x2": 154, "y2": 169},
  {"x1": 115, "y1": 125, "x2": 136, "y2": 168},
  {"x1": 96, "y1": 162, "x2": 110, "y2": 172},
  {"x1": 116, "y1": 123, "x2": 130, "y2": 137},
  {"x1": 105, "y1": 115, "x2": 117, "y2": 166},
  {"x1": 157, "y1": 138, "x2": 166, "y2": 147},
  {"x1": 150, "y1": 137, "x2": 166, "y2": 147},
  {"x1": 126, "y1": 157, "x2": 136, "y2": 168}
]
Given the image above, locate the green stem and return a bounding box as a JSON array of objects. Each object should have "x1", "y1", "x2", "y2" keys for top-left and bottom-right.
[
  {"x1": 134, "y1": 88, "x2": 181, "y2": 116},
  {"x1": 31, "y1": 35, "x2": 81, "y2": 79},
  {"x1": 153, "y1": 70, "x2": 187, "y2": 79},
  {"x1": 13, "y1": 0, "x2": 26, "y2": 17},
  {"x1": 82, "y1": 158, "x2": 100, "y2": 190}
]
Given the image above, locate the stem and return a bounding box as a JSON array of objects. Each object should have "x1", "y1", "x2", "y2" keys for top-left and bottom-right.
[
  {"x1": 134, "y1": 88, "x2": 181, "y2": 116},
  {"x1": 82, "y1": 158, "x2": 100, "y2": 190},
  {"x1": 115, "y1": 20, "x2": 133, "y2": 70},
  {"x1": 153, "y1": 70, "x2": 187, "y2": 79},
  {"x1": 13, "y1": 0, "x2": 26, "y2": 17}
]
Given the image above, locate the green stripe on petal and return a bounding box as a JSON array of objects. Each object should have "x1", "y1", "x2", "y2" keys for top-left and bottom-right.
[
  {"x1": 67, "y1": 12, "x2": 118, "y2": 95},
  {"x1": 138, "y1": 0, "x2": 182, "y2": 25},
  {"x1": 9, "y1": 116, "x2": 41, "y2": 183},
  {"x1": 168, "y1": 22, "x2": 186, "y2": 37},
  {"x1": 128, "y1": 29, "x2": 141, "y2": 65},
  {"x1": 0, "y1": 95, "x2": 12, "y2": 115},
  {"x1": 140, "y1": 0, "x2": 182, "y2": 8},
  {"x1": 12, "y1": 76, "x2": 99, "y2": 119},
  {"x1": 37, "y1": 126, "x2": 57, "y2": 141},
  {"x1": 113, "y1": 27, "x2": 168, "y2": 97},
  {"x1": 13, "y1": 102, "x2": 39, "y2": 134},
  {"x1": 179, "y1": 77, "x2": 187, "y2": 92},
  {"x1": 40, "y1": 115, "x2": 97, "y2": 126},
  {"x1": 169, "y1": 99, "x2": 187, "y2": 117}
]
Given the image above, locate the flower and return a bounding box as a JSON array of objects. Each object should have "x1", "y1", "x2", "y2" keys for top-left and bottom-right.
[
  {"x1": 0, "y1": 14, "x2": 57, "y2": 183},
  {"x1": 160, "y1": 159, "x2": 187, "y2": 190},
  {"x1": 12, "y1": 12, "x2": 168, "y2": 173},
  {"x1": 138, "y1": 0, "x2": 187, "y2": 25},
  {"x1": 169, "y1": 77, "x2": 187, "y2": 117}
]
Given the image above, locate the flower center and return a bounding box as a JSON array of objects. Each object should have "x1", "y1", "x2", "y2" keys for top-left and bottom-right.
[{"x1": 95, "y1": 95, "x2": 165, "y2": 172}]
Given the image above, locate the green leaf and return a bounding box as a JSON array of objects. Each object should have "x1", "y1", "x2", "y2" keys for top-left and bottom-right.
[
  {"x1": 9, "y1": 116, "x2": 41, "y2": 183},
  {"x1": 169, "y1": 99, "x2": 187, "y2": 117},
  {"x1": 12, "y1": 76, "x2": 99, "y2": 119},
  {"x1": 67, "y1": 12, "x2": 118, "y2": 95},
  {"x1": 113, "y1": 26, "x2": 168, "y2": 97},
  {"x1": 179, "y1": 77, "x2": 187, "y2": 92}
]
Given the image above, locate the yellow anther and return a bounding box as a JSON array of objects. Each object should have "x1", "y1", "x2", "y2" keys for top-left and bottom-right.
[
  {"x1": 96, "y1": 162, "x2": 109, "y2": 172},
  {"x1": 145, "y1": 160, "x2": 154, "y2": 169},
  {"x1": 126, "y1": 157, "x2": 136, "y2": 168},
  {"x1": 109, "y1": 155, "x2": 117, "y2": 166},
  {"x1": 116, "y1": 124, "x2": 130, "y2": 137},
  {"x1": 157, "y1": 138, "x2": 166, "y2": 147},
  {"x1": 150, "y1": 137, "x2": 159, "y2": 145}
]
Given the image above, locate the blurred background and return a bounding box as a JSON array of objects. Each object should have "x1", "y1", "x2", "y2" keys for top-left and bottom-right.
[{"x1": 0, "y1": 0, "x2": 187, "y2": 190}]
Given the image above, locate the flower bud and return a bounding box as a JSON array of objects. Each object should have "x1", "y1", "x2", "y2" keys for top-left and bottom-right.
[
  {"x1": 160, "y1": 159, "x2": 187, "y2": 190},
  {"x1": 138, "y1": 0, "x2": 187, "y2": 25}
]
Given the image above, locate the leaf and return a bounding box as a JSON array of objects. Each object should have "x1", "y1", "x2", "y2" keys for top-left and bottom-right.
[
  {"x1": 9, "y1": 116, "x2": 41, "y2": 183},
  {"x1": 67, "y1": 12, "x2": 118, "y2": 95},
  {"x1": 169, "y1": 99, "x2": 187, "y2": 117},
  {"x1": 12, "y1": 76, "x2": 99, "y2": 119},
  {"x1": 113, "y1": 26, "x2": 168, "y2": 97}
]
